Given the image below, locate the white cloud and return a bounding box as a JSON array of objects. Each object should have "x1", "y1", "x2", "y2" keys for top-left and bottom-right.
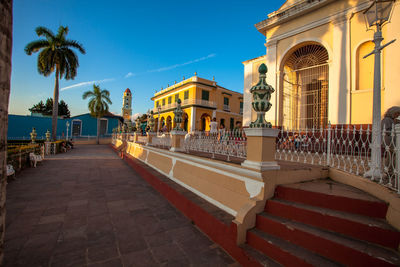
[
  {"x1": 124, "y1": 72, "x2": 135, "y2": 78},
  {"x1": 60, "y1": 78, "x2": 115, "y2": 91},
  {"x1": 148, "y1": 53, "x2": 216, "y2": 73},
  {"x1": 131, "y1": 113, "x2": 140, "y2": 120},
  {"x1": 123, "y1": 53, "x2": 217, "y2": 78}
]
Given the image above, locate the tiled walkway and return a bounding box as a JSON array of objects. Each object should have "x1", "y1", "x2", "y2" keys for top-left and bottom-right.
[{"x1": 4, "y1": 145, "x2": 237, "y2": 267}]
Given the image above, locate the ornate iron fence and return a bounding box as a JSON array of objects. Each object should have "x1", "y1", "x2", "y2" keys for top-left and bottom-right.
[
  {"x1": 183, "y1": 130, "x2": 247, "y2": 161},
  {"x1": 151, "y1": 134, "x2": 172, "y2": 149},
  {"x1": 275, "y1": 124, "x2": 400, "y2": 193}
]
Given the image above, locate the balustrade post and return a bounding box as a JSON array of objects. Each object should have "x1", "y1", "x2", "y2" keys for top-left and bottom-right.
[
  {"x1": 133, "y1": 133, "x2": 139, "y2": 143},
  {"x1": 241, "y1": 63, "x2": 280, "y2": 172},
  {"x1": 327, "y1": 122, "x2": 332, "y2": 166},
  {"x1": 146, "y1": 132, "x2": 156, "y2": 146},
  {"x1": 170, "y1": 98, "x2": 187, "y2": 152},
  {"x1": 395, "y1": 124, "x2": 400, "y2": 193}
]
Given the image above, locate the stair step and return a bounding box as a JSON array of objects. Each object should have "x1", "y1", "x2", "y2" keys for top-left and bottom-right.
[
  {"x1": 266, "y1": 199, "x2": 400, "y2": 249},
  {"x1": 240, "y1": 243, "x2": 283, "y2": 267},
  {"x1": 256, "y1": 213, "x2": 400, "y2": 267},
  {"x1": 247, "y1": 229, "x2": 342, "y2": 267},
  {"x1": 275, "y1": 180, "x2": 387, "y2": 218}
]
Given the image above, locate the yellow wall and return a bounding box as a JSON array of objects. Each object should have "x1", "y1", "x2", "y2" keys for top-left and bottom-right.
[
  {"x1": 152, "y1": 76, "x2": 243, "y2": 131},
  {"x1": 246, "y1": 0, "x2": 400, "y2": 126}
]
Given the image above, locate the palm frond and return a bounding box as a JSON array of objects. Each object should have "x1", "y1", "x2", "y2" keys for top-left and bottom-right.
[
  {"x1": 24, "y1": 40, "x2": 50, "y2": 55},
  {"x1": 56, "y1": 26, "x2": 69, "y2": 39},
  {"x1": 63, "y1": 40, "x2": 86, "y2": 54},
  {"x1": 82, "y1": 91, "x2": 95, "y2": 99},
  {"x1": 35, "y1": 26, "x2": 55, "y2": 40}
]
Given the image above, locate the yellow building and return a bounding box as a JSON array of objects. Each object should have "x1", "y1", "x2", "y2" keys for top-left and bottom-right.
[
  {"x1": 243, "y1": 0, "x2": 400, "y2": 128},
  {"x1": 151, "y1": 75, "x2": 243, "y2": 132}
]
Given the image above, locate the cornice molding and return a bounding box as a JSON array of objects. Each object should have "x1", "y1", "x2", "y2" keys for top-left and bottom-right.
[{"x1": 265, "y1": 1, "x2": 370, "y2": 46}]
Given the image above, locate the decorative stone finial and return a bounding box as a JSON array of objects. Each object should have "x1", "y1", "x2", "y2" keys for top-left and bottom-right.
[
  {"x1": 183, "y1": 76, "x2": 185, "y2": 80},
  {"x1": 194, "y1": 72, "x2": 197, "y2": 76},
  {"x1": 174, "y1": 81, "x2": 176, "y2": 84},
  {"x1": 30, "y1": 127, "x2": 37, "y2": 143},
  {"x1": 212, "y1": 76, "x2": 215, "y2": 81},
  {"x1": 135, "y1": 117, "x2": 141, "y2": 133},
  {"x1": 173, "y1": 99, "x2": 183, "y2": 131},
  {"x1": 148, "y1": 110, "x2": 155, "y2": 132},
  {"x1": 45, "y1": 129, "x2": 51, "y2": 142},
  {"x1": 250, "y1": 63, "x2": 275, "y2": 128}
]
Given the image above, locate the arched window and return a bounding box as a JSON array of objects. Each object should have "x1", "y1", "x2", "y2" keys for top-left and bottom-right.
[
  {"x1": 356, "y1": 41, "x2": 374, "y2": 91},
  {"x1": 281, "y1": 43, "x2": 329, "y2": 129}
]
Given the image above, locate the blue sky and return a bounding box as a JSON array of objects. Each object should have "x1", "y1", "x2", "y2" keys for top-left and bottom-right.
[{"x1": 10, "y1": 0, "x2": 284, "y2": 117}]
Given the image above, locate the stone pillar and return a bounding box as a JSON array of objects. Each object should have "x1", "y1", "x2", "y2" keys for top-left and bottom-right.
[
  {"x1": 241, "y1": 63, "x2": 280, "y2": 172},
  {"x1": 146, "y1": 132, "x2": 156, "y2": 146},
  {"x1": 241, "y1": 128, "x2": 280, "y2": 171},
  {"x1": 170, "y1": 130, "x2": 187, "y2": 152},
  {"x1": 133, "y1": 132, "x2": 139, "y2": 143}
]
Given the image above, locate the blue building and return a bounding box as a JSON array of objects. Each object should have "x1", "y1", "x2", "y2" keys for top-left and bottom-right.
[{"x1": 8, "y1": 112, "x2": 123, "y2": 140}]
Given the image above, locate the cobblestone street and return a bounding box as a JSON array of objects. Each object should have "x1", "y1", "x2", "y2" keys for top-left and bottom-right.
[{"x1": 4, "y1": 145, "x2": 237, "y2": 267}]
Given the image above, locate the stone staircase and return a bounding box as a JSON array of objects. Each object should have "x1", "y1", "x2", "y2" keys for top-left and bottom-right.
[{"x1": 245, "y1": 179, "x2": 400, "y2": 266}]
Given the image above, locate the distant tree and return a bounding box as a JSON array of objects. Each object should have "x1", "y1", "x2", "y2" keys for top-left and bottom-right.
[
  {"x1": 140, "y1": 114, "x2": 148, "y2": 122},
  {"x1": 28, "y1": 100, "x2": 46, "y2": 114},
  {"x1": 29, "y1": 98, "x2": 70, "y2": 118},
  {"x1": 25, "y1": 25, "x2": 85, "y2": 140},
  {"x1": 82, "y1": 84, "x2": 112, "y2": 144},
  {"x1": 58, "y1": 100, "x2": 70, "y2": 118}
]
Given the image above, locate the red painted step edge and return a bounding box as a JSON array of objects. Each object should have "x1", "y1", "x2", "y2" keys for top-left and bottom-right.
[
  {"x1": 256, "y1": 214, "x2": 396, "y2": 267},
  {"x1": 275, "y1": 185, "x2": 388, "y2": 218},
  {"x1": 266, "y1": 200, "x2": 400, "y2": 250},
  {"x1": 247, "y1": 231, "x2": 314, "y2": 267},
  {"x1": 109, "y1": 145, "x2": 262, "y2": 267}
]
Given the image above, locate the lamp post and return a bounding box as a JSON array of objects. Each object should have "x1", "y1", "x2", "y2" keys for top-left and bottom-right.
[
  {"x1": 66, "y1": 121, "x2": 70, "y2": 140},
  {"x1": 363, "y1": 0, "x2": 396, "y2": 179},
  {"x1": 157, "y1": 106, "x2": 161, "y2": 136}
]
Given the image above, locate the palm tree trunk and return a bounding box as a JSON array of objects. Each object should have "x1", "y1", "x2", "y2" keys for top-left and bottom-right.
[
  {"x1": 51, "y1": 69, "x2": 59, "y2": 141},
  {"x1": 0, "y1": 0, "x2": 13, "y2": 264},
  {"x1": 97, "y1": 117, "x2": 100, "y2": 145}
]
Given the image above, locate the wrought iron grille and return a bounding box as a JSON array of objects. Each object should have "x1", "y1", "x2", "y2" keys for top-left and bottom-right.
[{"x1": 281, "y1": 44, "x2": 329, "y2": 130}]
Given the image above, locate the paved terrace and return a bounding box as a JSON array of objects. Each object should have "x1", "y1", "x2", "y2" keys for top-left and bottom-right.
[{"x1": 4, "y1": 145, "x2": 237, "y2": 266}]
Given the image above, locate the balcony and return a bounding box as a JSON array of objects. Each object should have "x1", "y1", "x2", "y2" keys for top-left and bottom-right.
[
  {"x1": 240, "y1": 108, "x2": 243, "y2": 115},
  {"x1": 153, "y1": 99, "x2": 217, "y2": 113},
  {"x1": 223, "y1": 104, "x2": 230, "y2": 112}
]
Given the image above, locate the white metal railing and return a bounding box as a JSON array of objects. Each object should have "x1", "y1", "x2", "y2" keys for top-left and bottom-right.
[
  {"x1": 112, "y1": 124, "x2": 400, "y2": 193},
  {"x1": 153, "y1": 99, "x2": 217, "y2": 113},
  {"x1": 137, "y1": 135, "x2": 147, "y2": 144},
  {"x1": 275, "y1": 124, "x2": 400, "y2": 193},
  {"x1": 183, "y1": 130, "x2": 247, "y2": 161},
  {"x1": 223, "y1": 104, "x2": 230, "y2": 111},
  {"x1": 151, "y1": 134, "x2": 172, "y2": 148}
]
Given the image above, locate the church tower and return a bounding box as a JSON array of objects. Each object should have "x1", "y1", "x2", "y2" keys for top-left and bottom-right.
[{"x1": 122, "y1": 88, "x2": 132, "y2": 123}]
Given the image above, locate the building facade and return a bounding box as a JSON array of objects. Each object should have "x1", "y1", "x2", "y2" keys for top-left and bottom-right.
[
  {"x1": 243, "y1": 0, "x2": 400, "y2": 128},
  {"x1": 151, "y1": 75, "x2": 243, "y2": 132}
]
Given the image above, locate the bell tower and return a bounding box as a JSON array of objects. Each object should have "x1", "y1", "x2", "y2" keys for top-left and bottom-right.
[{"x1": 122, "y1": 88, "x2": 132, "y2": 123}]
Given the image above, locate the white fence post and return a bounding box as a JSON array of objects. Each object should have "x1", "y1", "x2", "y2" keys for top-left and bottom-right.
[{"x1": 326, "y1": 122, "x2": 331, "y2": 167}]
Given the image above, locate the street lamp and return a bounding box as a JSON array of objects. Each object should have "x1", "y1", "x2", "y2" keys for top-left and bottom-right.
[
  {"x1": 66, "y1": 121, "x2": 70, "y2": 140},
  {"x1": 363, "y1": 0, "x2": 396, "y2": 179},
  {"x1": 157, "y1": 106, "x2": 161, "y2": 136}
]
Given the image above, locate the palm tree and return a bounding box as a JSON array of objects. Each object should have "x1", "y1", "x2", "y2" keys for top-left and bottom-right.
[
  {"x1": 83, "y1": 84, "x2": 112, "y2": 144},
  {"x1": 25, "y1": 26, "x2": 85, "y2": 141},
  {"x1": 0, "y1": 0, "x2": 13, "y2": 264}
]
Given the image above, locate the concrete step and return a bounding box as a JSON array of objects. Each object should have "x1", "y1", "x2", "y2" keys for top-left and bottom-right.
[
  {"x1": 240, "y1": 243, "x2": 283, "y2": 267},
  {"x1": 265, "y1": 199, "x2": 400, "y2": 249},
  {"x1": 275, "y1": 180, "x2": 388, "y2": 218},
  {"x1": 256, "y1": 213, "x2": 400, "y2": 267},
  {"x1": 247, "y1": 229, "x2": 342, "y2": 267}
]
